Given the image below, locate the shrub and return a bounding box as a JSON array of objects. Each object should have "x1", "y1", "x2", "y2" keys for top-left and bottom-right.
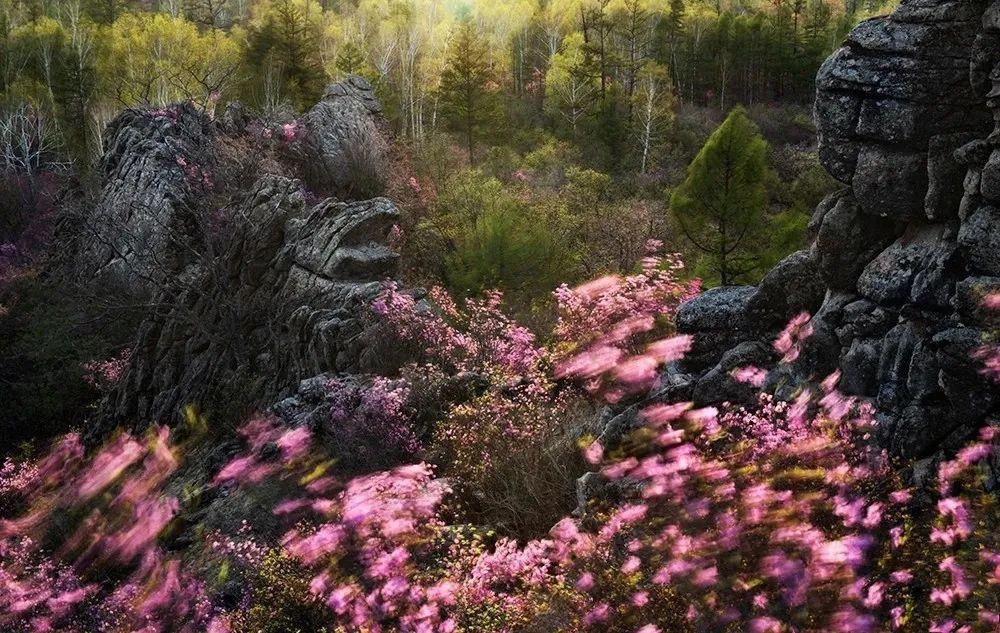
[{"x1": 326, "y1": 376, "x2": 422, "y2": 472}]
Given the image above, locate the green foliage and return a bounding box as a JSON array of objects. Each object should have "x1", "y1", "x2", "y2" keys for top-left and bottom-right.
[
  {"x1": 671, "y1": 106, "x2": 769, "y2": 286},
  {"x1": 423, "y1": 171, "x2": 567, "y2": 299},
  {"x1": 84, "y1": 0, "x2": 130, "y2": 25},
  {"x1": 438, "y1": 19, "x2": 500, "y2": 166},
  {"x1": 228, "y1": 549, "x2": 333, "y2": 633},
  {"x1": 243, "y1": 0, "x2": 326, "y2": 113},
  {"x1": 334, "y1": 39, "x2": 365, "y2": 76},
  {"x1": 444, "y1": 206, "x2": 562, "y2": 299}
]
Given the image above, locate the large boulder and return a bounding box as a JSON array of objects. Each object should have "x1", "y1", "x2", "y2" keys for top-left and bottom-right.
[
  {"x1": 815, "y1": 1, "x2": 990, "y2": 188},
  {"x1": 857, "y1": 224, "x2": 952, "y2": 305},
  {"x1": 811, "y1": 191, "x2": 897, "y2": 290},
  {"x1": 745, "y1": 250, "x2": 826, "y2": 334},
  {"x1": 676, "y1": 286, "x2": 756, "y2": 370},
  {"x1": 958, "y1": 205, "x2": 1000, "y2": 274},
  {"x1": 300, "y1": 76, "x2": 390, "y2": 199},
  {"x1": 675, "y1": 0, "x2": 1000, "y2": 468}
]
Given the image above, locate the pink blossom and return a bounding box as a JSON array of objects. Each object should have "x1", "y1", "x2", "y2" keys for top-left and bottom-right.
[
  {"x1": 583, "y1": 441, "x2": 604, "y2": 465},
  {"x1": 621, "y1": 556, "x2": 641, "y2": 574},
  {"x1": 773, "y1": 311, "x2": 813, "y2": 363}
]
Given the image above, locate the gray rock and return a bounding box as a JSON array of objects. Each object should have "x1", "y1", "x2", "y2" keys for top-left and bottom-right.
[
  {"x1": 64, "y1": 103, "x2": 215, "y2": 296},
  {"x1": 99, "y1": 176, "x2": 403, "y2": 434},
  {"x1": 877, "y1": 322, "x2": 921, "y2": 411},
  {"x1": 954, "y1": 276, "x2": 1000, "y2": 325},
  {"x1": 837, "y1": 299, "x2": 896, "y2": 344},
  {"x1": 676, "y1": 286, "x2": 755, "y2": 370},
  {"x1": 891, "y1": 404, "x2": 960, "y2": 459},
  {"x1": 857, "y1": 225, "x2": 950, "y2": 305},
  {"x1": 910, "y1": 242, "x2": 963, "y2": 308},
  {"x1": 852, "y1": 147, "x2": 928, "y2": 220},
  {"x1": 692, "y1": 341, "x2": 774, "y2": 406},
  {"x1": 840, "y1": 338, "x2": 882, "y2": 396},
  {"x1": 813, "y1": 192, "x2": 897, "y2": 290},
  {"x1": 815, "y1": 3, "x2": 990, "y2": 185},
  {"x1": 933, "y1": 327, "x2": 995, "y2": 419},
  {"x1": 980, "y1": 149, "x2": 1000, "y2": 202},
  {"x1": 905, "y1": 339, "x2": 942, "y2": 401},
  {"x1": 745, "y1": 250, "x2": 826, "y2": 334},
  {"x1": 300, "y1": 75, "x2": 389, "y2": 199},
  {"x1": 926, "y1": 133, "x2": 979, "y2": 220},
  {"x1": 958, "y1": 205, "x2": 1000, "y2": 274}
]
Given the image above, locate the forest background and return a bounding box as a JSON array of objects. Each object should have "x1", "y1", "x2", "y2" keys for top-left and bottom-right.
[{"x1": 0, "y1": 0, "x2": 900, "y2": 303}]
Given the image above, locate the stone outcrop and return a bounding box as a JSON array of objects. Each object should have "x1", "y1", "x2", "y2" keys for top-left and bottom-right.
[
  {"x1": 63, "y1": 103, "x2": 215, "y2": 296},
  {"x1": 98, "y1": 178, "x2": 402, "y2": 434},
  {"x1": 299, "y1": 75, "x2": 389, "y2": 200},
  {"x1": 67, "y1": 79, "x2": 406, "y2": 436},
  {"x1": 675, "y1": 0, "x2": 1000, "y2": 465}
]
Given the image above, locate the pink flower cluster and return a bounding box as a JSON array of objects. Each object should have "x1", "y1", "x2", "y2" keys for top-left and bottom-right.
[
  {"x1": 326, "y1": 376, "x2": 422, "y2": 468},
  {"x1": 0, "y1": 429, "x2": 227, "y2": 632},
  {"x1": 81, "y1": 348, "x2": 132, "y2": 394},
  {"x1": 4, "y1": 253, "x2": 1000, "y2": 632},
  {"x1": 553, "y1": 248, "x2": 699, "y2": 399},
  {"x1": 374, "y1": 282, "x2": 545, "y2": 379},
  {"x1": 214, "y1": 416, "x2": 311, "y2": 487},
  {"x1": 279, "y1": 464, "x2": 458, "y2": 631}
]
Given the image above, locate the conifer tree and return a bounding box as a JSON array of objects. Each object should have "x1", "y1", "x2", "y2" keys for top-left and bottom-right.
[
  {"x1": 335, "y1": 40, "x2": 365, "y2": 76},
  {"x1": 439, "y1": 19, "x2": 496, "y2": 167},
  {"x1": 244, "y1": 0, "x2": 326, "y2": 112},
  {"x1": 670, "y1": 106, "x2": 768, "y2": 286}
]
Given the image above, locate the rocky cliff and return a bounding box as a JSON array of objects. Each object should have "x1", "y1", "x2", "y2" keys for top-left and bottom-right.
[{"x1": 676, "y1": 0, "x2": 1000, "y2": 469}]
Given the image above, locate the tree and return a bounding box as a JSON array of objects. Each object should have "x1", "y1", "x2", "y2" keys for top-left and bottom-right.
[
  {"x1": 335, "y1": 39, "x2": 365, "y2": 76},
  {"x1": 631, "y1": 60, "x2": 674, "y2": 174},
  {"x1": 438, "y1": 19, "x2": 496, "y2": 166},
  {"x1": 670, "y1": 106, "x2": 768, "y2": 286},
  {"x1": 545, "y1": 32, "x2": 595, "y2": 135},
  {"x1": 612, "y1": 0, "x2": 651, "y2": 124},
  {"x1": 84, "y1": 0, "x2": 129, "y2": 24},
  {"x1": 244, "y1": 0, "x2": 326, "y2": 113},
  {"x1": 444, "y1": 205, "x2": 562, "y2": 298},
  {"x1": 184, "y1": 0, "x2": 233, "y2": 29},
  {"x1": 101, "y1": 13, "x2": 241, "y2": 107}
]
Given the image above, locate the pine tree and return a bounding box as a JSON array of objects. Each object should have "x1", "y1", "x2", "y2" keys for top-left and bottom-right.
[
  {"x1": 670, "y1": 107, "x2": 769, "y2": 286},
  {"x1": 655, "y1": 0, "x2": 685, "y2": 96},
  {"x1": 439, "y1": 20, "x2": 496, "y2": 167},
  {"x1": 85, "y1": 0, "x2": 128, "y2": 25},
  {"x1": 53, "y1": 43, "x2": 96, "y2": 165},
  {"x1": 335, "y1": 40, "x2": 365, "y2": 76},
  {"x1": 245, "y1": 0, "x2": 326, "y2": 112}
]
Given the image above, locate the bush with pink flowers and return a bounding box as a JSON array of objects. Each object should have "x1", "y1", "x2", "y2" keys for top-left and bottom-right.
[{"x1": 3, "y1": 253, "x2": 1000, "y2": 633}]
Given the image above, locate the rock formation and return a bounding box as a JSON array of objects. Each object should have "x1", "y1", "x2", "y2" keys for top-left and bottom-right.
[
  {"x1": 61, "y1": 102, "x2": 215, "y2": 296},
  {"x1": 299, "y1": 75, "x2": 390, "y2": 200},
  {"x1": 68, "y1": 77, "x2": 403, "y2": 436},
  {"x1": 675, "y1": 0, "x2": 1000, "y2": 468}
]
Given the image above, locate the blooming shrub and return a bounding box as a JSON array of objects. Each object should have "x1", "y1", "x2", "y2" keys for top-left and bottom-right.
[
  {"x1": 553, "y1": 244, "x2": 700, "y2": 400},
  {"x1": 5, "y1": 257, "x2": 1000, "y2": 633},
  {"x1": 326, "y1": 376, "x2": 422, "y2": 470},
  {"x1": 552, "y1": 242, "x2": 698, "y2": 355},
  {"x1": 0, "y1": 458, "x2": 38, "y2": 516},
  {"x1": 0, "y1": 430, "x2": 227, "y2": 632},
  {"x1": 373, "y1": 283, "x2": 545, "y2": 380},
  {"x1": 81, "y1": 348, "x2": 132, "y2": 395}
]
